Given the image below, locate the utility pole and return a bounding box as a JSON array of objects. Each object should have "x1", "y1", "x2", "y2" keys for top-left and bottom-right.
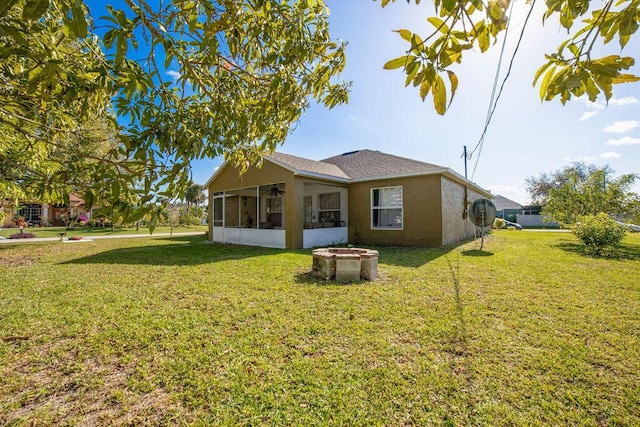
[{"x1": 462, "y1": 146, "x2": 470, "y2": 179}]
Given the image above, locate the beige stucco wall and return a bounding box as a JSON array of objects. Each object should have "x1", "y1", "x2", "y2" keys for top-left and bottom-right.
[
  {"x1": 207, "y1": 161, "x2": 490, "y2": 249},
  {"x1": 440, "y1": 177, "x2": 488, "y2": 246},
  {"x1": 347, "y1": 175, "x2": 444, "y2": 247},
  {"x1": 207, "y1": 160, "x2": 347, "y2": 248},
  {"x1": 208, "y1": 160, "x2": 303, "y2": 247}
]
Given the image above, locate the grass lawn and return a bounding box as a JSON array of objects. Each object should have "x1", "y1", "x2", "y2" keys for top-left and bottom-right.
[
  {"x1": 0, "y1": 225, "x2": 207, "y2": 239},
  {"x1": 1, "y1": 231, "x2": 638, "y2": 425}
]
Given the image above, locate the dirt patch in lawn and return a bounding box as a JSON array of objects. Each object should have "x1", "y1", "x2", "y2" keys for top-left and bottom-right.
[{"x1": 0, "y1": 339, "x2": 192, "y2": 425}]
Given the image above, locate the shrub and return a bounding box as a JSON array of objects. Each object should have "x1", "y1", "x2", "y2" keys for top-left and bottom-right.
[
  {"x1": 572, "y1": 213, "x2": 626, "y2": 255},
  {"x1": 9, "y1": 232, "x2": 36, "y2": 239},
  {"x1": 181, "y1": 215, "x2": 202, "y2": 226},
  {"x1": 2, "y1": 219, "x2": 16, "y2": 228},
  {"x1": 493, "y1": 218, "x2": 506, "y2": 229}
]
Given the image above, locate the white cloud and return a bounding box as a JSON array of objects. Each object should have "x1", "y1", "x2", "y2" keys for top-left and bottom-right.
[
  {"x1": 604, "y1": 120, "x2": 640, "y2": 133},
  {"x1": 610, "y1": 96, "x2": 639, "y2": 107},
  {"x1": 579, "y1": 111, "x2": 598, "y2": 121},
  {"x1": 563, "y1": 155, "x2": 599, "y2": 163},
  {"x1": 573, "y1": 95, "x2": 604, "y2": 110},
  {"x1": 166, "y1": 70, "x2": 181, "y2": 82},
  {"x1": 606, "y1": 136, "x2": 640, "y2": 146},
  {"x1": 600, "y1": 152, "x2": 621, "y2": 159}
]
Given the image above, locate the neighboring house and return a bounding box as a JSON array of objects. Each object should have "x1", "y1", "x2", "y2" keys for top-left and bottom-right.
[
  {"x1": 517, "y1": 205, "x2": 560, "y2": 228},
  {"x1": 491, "y1": 194, "x2": 523, "y2": 222},
  {"x1": 206, "y1": 149, "x2": 492, "y2": 249},
  {"x1": 8, "y1": 195, "x2": 90, "y2": 226}
]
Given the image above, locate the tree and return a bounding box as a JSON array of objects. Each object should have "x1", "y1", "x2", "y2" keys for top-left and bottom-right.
[
  {"x1": 525, "y1": 162, "x2": 607, "y2": 205},
  {"x1": 572, "y1": 212, "x2": 626, "y2": 255},
  {"x1": 184, "y1": 182, "x2": 205, "y2": 210},
  {"x1": 526, "y1": 163, "x2": 638, "y2": 225},
  {"x1": 164, "y1": 205, "x2": 182, "y2": 237},
  {"x1": 379, "y1": 0, "x2": 640, "y2": 114},
  {"x1": 1, "y1": 0, "x2": 349, "y2": 220}
]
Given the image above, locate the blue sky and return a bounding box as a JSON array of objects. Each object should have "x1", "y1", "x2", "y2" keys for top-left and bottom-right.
[{"x1": 89, "y1": 0, "x2": 640, "y2": 204}]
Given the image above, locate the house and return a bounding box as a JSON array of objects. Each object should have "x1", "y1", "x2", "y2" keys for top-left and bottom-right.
[
  {"x1": 516, "y1": 205, "x2": 560, "y2": 228},
  {"x1": 7, "y1": 195, "x2": 90, "y2": 226},
  {"x1": 491, "y1": 194, "x2": 523, "y2": 222},
  {"x1": 206, "y1": 150, "x2": 492, "y2": 249}
]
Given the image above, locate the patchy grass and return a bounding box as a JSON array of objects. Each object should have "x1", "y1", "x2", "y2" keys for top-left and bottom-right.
[
  {"x1": 1, "y1": 232, "x2": 638, "y2": 425},
  {"x1": 0, "y1": 225, "x2": 207, "y2": 239}
]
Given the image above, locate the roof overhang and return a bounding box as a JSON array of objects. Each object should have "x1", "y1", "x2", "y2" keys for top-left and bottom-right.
[
  {"x1": 350, "y1": 168, "x2": 492, "y2": 198},
  {"x1": 206, "y1": 158, "x2": 492, "y2": 198},
  {"x1": 205, "y1": 156, "x2": 350, "y2": 189}
]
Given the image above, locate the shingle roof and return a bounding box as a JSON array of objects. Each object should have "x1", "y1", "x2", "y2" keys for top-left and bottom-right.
[
  {"x1": 491, "y1": 195, "x2": 523, "y2": 210},
  {"x1": 267, "y1": 152, "x2": 350, "y2": 180},
  {"x1": 208, "y1": 149, "x2": 491, "y2": 198},
  {"x1": 321, "y1": 149, "x2": 445, "y2": 180}
]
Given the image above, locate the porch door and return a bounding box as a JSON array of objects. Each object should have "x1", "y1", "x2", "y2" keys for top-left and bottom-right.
[
  {"x1": 266, "y1": 197, "x2": 283, "y2": 228},
  {"x1": 303, "y1": 196, "x2": 313, "y2": 223}
]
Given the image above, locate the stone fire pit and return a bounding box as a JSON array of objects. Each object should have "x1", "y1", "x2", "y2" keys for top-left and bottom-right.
[{"x1": 312, "y1": 247, "x2": 378, "y2": 282}]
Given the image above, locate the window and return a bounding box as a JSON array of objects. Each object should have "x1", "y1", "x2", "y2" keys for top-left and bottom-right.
[
  {"x1": 318, "y1": 192, "x2": 341, "y2": 224},
  {"x1": 18, "y1": 204, "x2": 42, "y2": 223},
  {"x1": 371, "y1": 186, "x2": 403, "y2": 229},
  {"x1": 213, "y1": 197, "x2": 223, "y2": 227}
]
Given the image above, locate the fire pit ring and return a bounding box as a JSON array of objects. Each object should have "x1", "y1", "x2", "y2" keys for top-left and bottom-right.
[{"x1": 312, "y1": 248, "x2": 378, "y2": 282}]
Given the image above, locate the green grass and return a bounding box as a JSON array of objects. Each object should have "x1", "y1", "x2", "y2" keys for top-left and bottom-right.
[
  {"x1": 0, "y1": 225, "x2": 207, "y2": 239},
  {"x1": 1, "y1": 232, "x2": 639, "y2": 425}
]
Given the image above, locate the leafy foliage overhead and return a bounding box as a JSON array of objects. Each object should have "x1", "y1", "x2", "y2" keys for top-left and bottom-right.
[
  {"x1": 0, "y1": 0, "x2": 349, "y2": 222},
  {"x1": 379, "y1": 0, "x2": 640, "y2": 114}
]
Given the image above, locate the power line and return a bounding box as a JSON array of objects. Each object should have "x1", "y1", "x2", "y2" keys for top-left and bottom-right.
[{"x1": 470, "y1": 0, "x2": 537, "y2": 180}]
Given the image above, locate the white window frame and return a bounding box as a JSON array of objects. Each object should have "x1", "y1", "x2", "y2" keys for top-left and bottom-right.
[
  {"x1": 371, "y1": 185, "x2": 403, "y2": 230},
  {"x1": 318, "y1": 192, "x2": 341, "y2": 224},
  {"x1": 212, "y1": 194, "x2": 224, "y2": 227}
]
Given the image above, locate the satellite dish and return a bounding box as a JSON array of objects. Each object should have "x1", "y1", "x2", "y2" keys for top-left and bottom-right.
[
  {"x1": 469, "y1": 199, "x2": 497, "y2": 227},
  {"x1": 469, "y1": 198, "x2": 496, "y2": 250}
]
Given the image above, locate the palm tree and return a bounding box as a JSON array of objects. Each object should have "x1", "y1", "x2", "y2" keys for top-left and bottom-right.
[{"x1": 184, "y1": 182, "x2": 205, "y2": 211}]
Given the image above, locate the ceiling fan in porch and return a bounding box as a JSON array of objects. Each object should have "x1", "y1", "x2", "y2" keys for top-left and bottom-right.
[{"x1": 267, "y1": 185, "x2": 285, "y2": 197}]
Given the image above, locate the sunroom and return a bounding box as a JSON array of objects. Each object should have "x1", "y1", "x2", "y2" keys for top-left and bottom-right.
[{"x1": 210, "y1": 180, "x2": 348, "y2": 249}]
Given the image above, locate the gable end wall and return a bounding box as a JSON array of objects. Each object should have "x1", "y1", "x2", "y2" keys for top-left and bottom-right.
[{"x1": 440, "y1": 177, "x2": 485, "y2": 246}]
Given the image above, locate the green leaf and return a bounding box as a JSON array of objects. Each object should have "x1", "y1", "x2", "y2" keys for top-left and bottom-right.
[
  {"x1": 427, "y1": 17, "x2": 450, "y2": 34},
  {"x1": 419, "y1": 79, "x2": 431, "y2": 101},
  {"x1": 111, "y1": 181, "x2": 121, "y2": 202},
  {"x1": 395, "y1": 29, "x2": 412, "y2": 42},
  {"x1": 0, "y1": 0, "x2": 20, "y2": 18},
  {"x1": 446, "y1": 70, "x2": 458, "y2": 107},
  {"x1": 538, "y1": 66, "x2": 557, "y2": 101},
  {"x1": 383, "y1": 55, "x2": 410, "y2": 70},
  {"x1": 478, "y1": 26, "x2": 490, "y2": 52},
  {"x1": 432, "y1": 74, "x2": 447, "y2": 115},
  {"x1": 533, "y1": 61, "x2": 553, "y2": 86},
  {"x1": 116, "y1": 35, "x2": 128, "y2": 66},
  {"x1": 148, "y1": 214, "x2": 159, "y2": 235},
  {"x1": 71, "y1": 4, "x2": 88, "y2": 38},
  {"x1": 611, "y1": 74, "x2": 640, "y2": 84},
  {"x1": 584, "y1": 76, "x2": 600, "y2": 101},
  {"x1": 22, "y1": 0, "x2": 49, "y2": 21},
  {"x1": 487, "y1": 0, "x2": 505, "y2": 22}
]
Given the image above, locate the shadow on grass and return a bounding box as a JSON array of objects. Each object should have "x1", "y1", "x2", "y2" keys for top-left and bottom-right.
[
  {"x1": 376, "y1": 240, "x2": 470, "y2": 268},
  {"x1": 461, "y1": 249, "x2": 494, "y2": 257},
  {"x1": 555, "y1": 239, "x2": 640, "y2": 261},
  {"x1": 293, "y1": 270, "x2": 367, "y2": 287},
  {"x1": 61, "y1": 236, "x2": 289, "y2": 266},
  {"x1": 61, "y1": 235, "x2": 479, "y2": 268}
]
